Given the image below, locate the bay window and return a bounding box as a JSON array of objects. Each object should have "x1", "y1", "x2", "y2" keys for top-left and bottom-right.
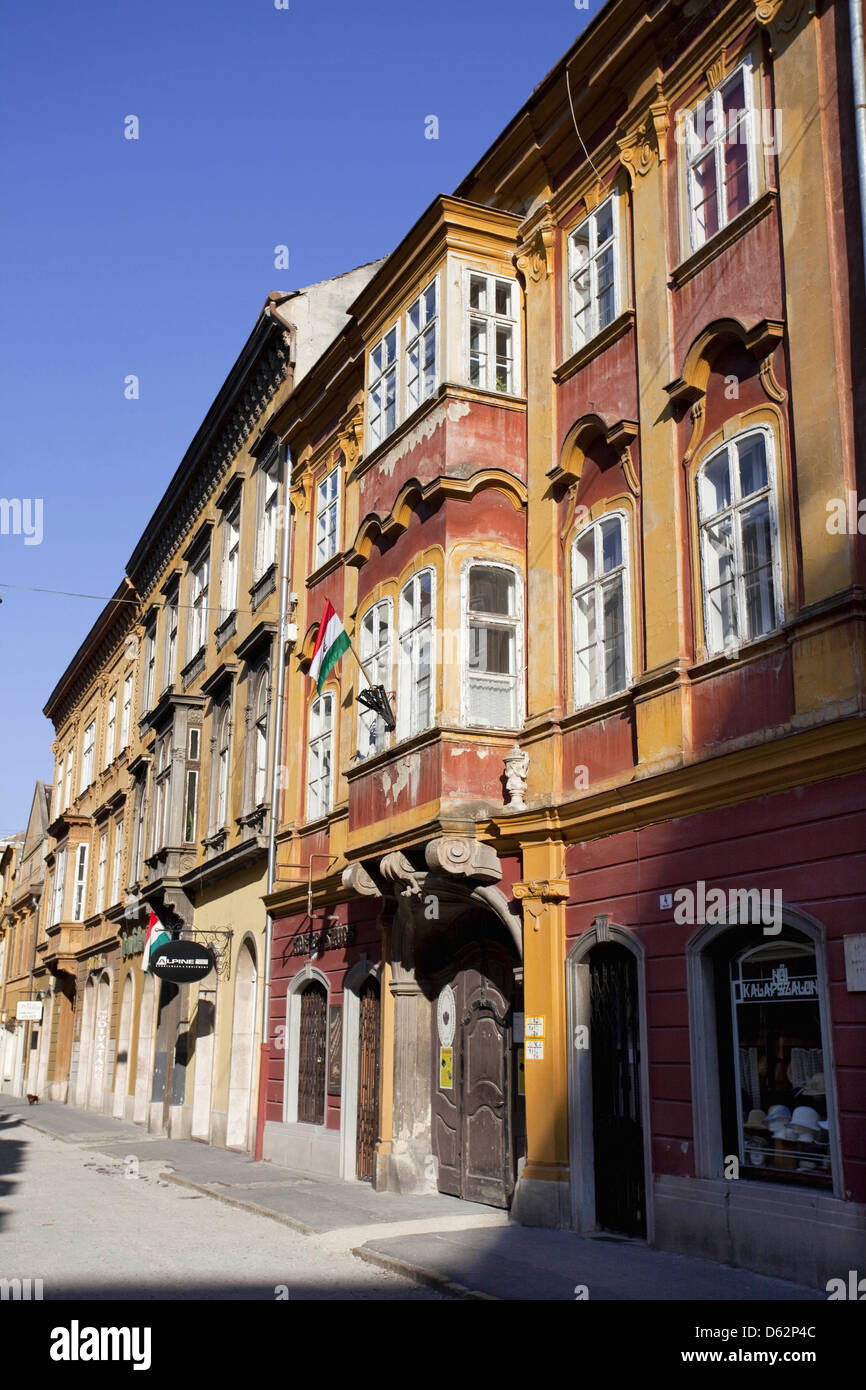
[
  {"x1": 368, "y1": 325, "x2": 398, "y2": 448},
  {"x1": 52, "y1": 846, "x2": 66, "y2": 925},
  {"x1": 398, "y1": 570, "x2": 435, "y2": 739},
  {"x1": 466, "y1": 273, "x2": 518, "y2": 395},
  {"x1": 71, "y1": 842, "x2": 88, "y2": 922},
  {"x1": 405, "y1": 278, "x2": 438, "y2": 414},
  {"x1": 358, "y1": 599, "x2": 393, "y2": 759},
  {"x1": 463, "y1": 564, "x2": 521, "y2": 728}
]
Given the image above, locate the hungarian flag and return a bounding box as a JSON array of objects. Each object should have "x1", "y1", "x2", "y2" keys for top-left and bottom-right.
[
  {"x1": 142, "y1": 911, "x2": 171, "y2": 974},
  {"x1": 309, "y1": 599, "x2": 350, "y2": 693}
]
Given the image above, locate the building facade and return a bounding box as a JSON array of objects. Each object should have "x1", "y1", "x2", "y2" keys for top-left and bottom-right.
[{"x1": 259, "y1": 0, "x2": 866, "y2": 1288}]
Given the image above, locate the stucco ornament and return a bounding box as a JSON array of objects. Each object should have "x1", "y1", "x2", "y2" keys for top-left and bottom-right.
[
  {"x1": 341, "y1": 862, "x2": 380, "y2": 898},
  {"x1": 424, "y1": 836, "x2": 501, "y2": 883},
  {"x1": 503, "y1": 743, "x2": 530, "y2": 811},
  {"x1": 379, "y1": 850, "x2": 422, "y2": 897}
]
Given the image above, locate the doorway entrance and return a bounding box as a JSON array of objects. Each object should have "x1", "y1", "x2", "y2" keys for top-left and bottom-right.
[
  {"x1": 356, "y1": 978, "x2": 380, "y2": 1182},
  {"x1": 589, "y1": 943, "x2": 646, "y2": 1236},
  {"x1": 429, "y1": 929, "x2": 520, "y2": 1209}
]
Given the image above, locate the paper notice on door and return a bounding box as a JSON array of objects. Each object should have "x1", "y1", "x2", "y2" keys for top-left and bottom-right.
[
  {"x1": 439, "y1": 1046, "x2": 453, "y2": 1089},
  {"x1": 525, "y1": 1040, "x2": 544, "y2": 1060},
  {"x1": 525, "y1": 1016, "x2": 544, "y2": 1039}
]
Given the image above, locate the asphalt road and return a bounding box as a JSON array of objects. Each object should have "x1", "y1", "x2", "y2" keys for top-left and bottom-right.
[{"x1": 0, "y1": 1114, "x2": 449, "y2": 1300}]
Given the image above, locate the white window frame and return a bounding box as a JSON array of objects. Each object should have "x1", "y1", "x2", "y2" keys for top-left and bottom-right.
[
  {"x1": 405, "y1": 276, "x2": 439, "y2": 416},
  {"x1": 131, "y1": 776, "x2": 147, "y2": 883},
  {"x1": 80, "y1": 720, "x2": 96, "y2": 794},
  {"x1": 697, "y1": 425, "x2": 783, "y2": 657},
  {"x1": 571, "y1": 511, "x2": 633, "y2": 709},
  {"x1": 164, "y1": 594, "x2": 179, "y2": 688},
  {"x1": 152, "y1": 733, "x2": 172, "y2": 852},
  {"x1": 357, "y1": 598, "x2": 393, "y2": 760},
  {"x1": 142, "y1": 622, "x2": 156, "y2": 712},
  {"x1": 215, "y1": 705, "x2": 231, "y2": 829},
  {"x1": 464, "y1": 271, "x2": 520, "y2": 396},
  {"x1": 397, "y1": 569, "x2": 436, "y2": 741},
  {"x1": 104, "y1": 694, "x2": 116, "y2": 769},
  {"x1": 567, "y1": 195, "x2": 622, "y2": 354},
  {"x1": 110, "y1": 818, "x2": 124, "y2": 905},
  {"x1": 367, "y1": 323, "x2": 400, "y2": 450},
  {"x1": 220, "y1": 502, "x2": 241, "y2": 622},
  {"x1": 188, "y1": 551, "x2": 210, "y2": 658},
  {"x1": 184, "y1": 768, "x2": 199, "y2": 843},
  {"x1": 255, "y1": 457, "x2": 280, "y2": 580},
  {"x1": 54, "y1": 755, "x2": 65, "y2": 817},
  {"x1": 52, "y1": 846, "x2": 67, "y2": 925},
  {"x1": 253, "y1": 671, "x2": 269, "y2": 806},
  {"x1": 121, "y1": 676, "x2": 132, "y2": 750},
  {"x1": 95, "y1": 831, "x2": 108, "y2": 914},
  {"x1": 306, "y1": 692, "x2": 334, "y2": 821},
  {"x1": 314, "y1": 467, "x2": 340, "y2": 570},
  {"x1": 683, "y1": 58, "x2": 759, "y2": 253},
  {"x1": 71, "y1": 842, "x2": 89, "y2": 922},
  {"x1": 461, "y1": 561, "x2": 524, "y2": 729},
  {"x1": 63, "y1": 751, "x2": 73, "y2": 810}
]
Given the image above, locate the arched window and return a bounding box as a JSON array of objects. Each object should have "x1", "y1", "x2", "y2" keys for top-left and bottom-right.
[
  {"x1": 216, "y1": 704, "x2": 231, "y2": 828},
  {"x1": 462, "y1": 563, "x2": 522, "y2": 727},
  {"x1": 398, "y1": 569, "x2": 435, "y2": 739},
  {"x1": 306, "y1": 693, "x2": 334, "y2": 820},
  {"x1": 571, "y1": 512, "x2": 630, "y2": 707},
  {"x1": 253, "y1": 670, "x2": 269, "y2": 806},
  {"x1": 697, "y1": 427, "x2": 782, "y2": 654},
  {"x1": 358, "y1": 599, "x2": 392, "y2": 759}
]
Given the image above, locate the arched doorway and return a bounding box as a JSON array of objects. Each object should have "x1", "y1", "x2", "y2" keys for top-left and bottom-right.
[
  {"x1": 133, "y1": 973, "x2": 158, "y2": 1125},
  {"x1": 113, "y1": 974, "x2": 135, "y2": 1119},
  {"x1": 567, "y1": 919, "x2": 652, "y2": 1239},
  {"x1": 356, "y1": 978, "x2": 380, "y2": 1182},
  {"x1": 226, "y1": 941, "x2": 258, "y2": 1151},
  {"x1": 424, "y1": 915, "x2": 523, "y2": 1209}
]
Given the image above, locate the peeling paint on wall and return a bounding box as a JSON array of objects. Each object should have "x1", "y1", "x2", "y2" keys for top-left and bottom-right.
[
  {"x1": 377, "y1": 399, "x2": 470, "y2": 477},
  {"x1": 380, "y1": 751, "x2": 421, "y2": 806}
]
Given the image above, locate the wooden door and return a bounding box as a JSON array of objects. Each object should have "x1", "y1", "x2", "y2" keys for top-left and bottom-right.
[
  {"x1": 298, "y1": 982, "x2": 327, "y2": 1125},
  {"x1": 431, "y1": 942, "x2": 514, "y2": 1208},
  {"x1": 589, "y1": 944, "x2": 646, "y2": 1236},
  {"x1": 356, "y1": 979, "x2": 380, "y2": 1182}
]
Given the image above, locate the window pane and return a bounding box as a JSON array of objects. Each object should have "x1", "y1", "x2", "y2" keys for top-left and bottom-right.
[
  {"x1": 424, "y1": 283, "x2": 437, "y2": 321},
  {"x1": 596, "y1": 246, "x2": 615, "y2": 329},
  {"x1": 702, "y1": 451, "x2": 732, "y2": 514},
  {"x1": 704, "y1": 516, "x2": 737, "y2": 648},
  {"x1": 602, "y1": 578, "x2": 626, "y2": 694},
  {"x1": 469, "y1": 318, "x2": 486, "y2": 386},
  {"x1": 494, "y1": 325, "x2": 512, "y2": 392},
  {"x1": 417, "y1": 571, "x2": 432, "y2": 624},
  {"x1": 423, "y1": 325, "x2": 436, "y2": 397},
  {"x1": 600, "y1": 518, "x2": 623, "y2": 573},
  {"x1": 595, "y1": 200, "x2": 614, "y2": 247},
  {"x1": 469, "y1": 677, "x2": 515, "y2": 727},
  {"x1": 407, "y1": 297, "x2": 420, "y2": 334},
  {"x1": 469, "y1": 274, "x2": 486, "y2": 311},
  {"x1": 741, "y1": 499, "x2": 776, "y2": 639},
  {"x1": 692, "y1": 154, "x2": 719, "y2": 241},
  {"x1": 469, "y1": 566, "x2": 513, "y2": 615},
  {"x1": 574, "y1": 530, "x2": 596, "y2": 586},
  {"x1": 494, "y1": 280, "x2": 511, "y2": 316},
  {"x1": 737, "y1": 434, "x2": 768, "y2": 498},
  {"x1": 384, "y1": 368, "x2": 397, "y2": 435},
  {"x1": 384, "y1": 328, "x2": 397, "y2": 364}
]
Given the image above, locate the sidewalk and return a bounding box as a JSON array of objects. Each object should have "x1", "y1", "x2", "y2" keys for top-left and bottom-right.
[{"x1": 2, "y1": 1096, "x2": 823, "y2": 1301}]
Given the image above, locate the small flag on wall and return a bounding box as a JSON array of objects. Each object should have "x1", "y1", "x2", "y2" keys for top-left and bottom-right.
[
  {"x1": 309, "y1": 600, "x2": 350, "y2": 693},
  {"x1": 142, "y1": 911, "x2": 171, "y2": 974}
]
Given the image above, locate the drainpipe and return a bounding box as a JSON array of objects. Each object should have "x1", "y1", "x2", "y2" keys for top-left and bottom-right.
[
  {"x1": 254, "y1": 431, "x2": 293, "y2": 1161},
  {"x1": 851, "y1": 0, "x2": 866, "y2": 296}
]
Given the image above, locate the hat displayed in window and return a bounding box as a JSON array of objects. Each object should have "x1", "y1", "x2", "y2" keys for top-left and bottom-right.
[
  {"x1": 744, "y1": 1108, "x2": 768, "y2": 1131},
  {"x1": 790, "y1": 1106, "x2": 821, "y2": 1140},
  {"x1": 766, "y1": 1103, "x2": 791, "y2": 1132},
  {"x1": 800, "y1": 1072, "x2": 825, "y2": 1096}
]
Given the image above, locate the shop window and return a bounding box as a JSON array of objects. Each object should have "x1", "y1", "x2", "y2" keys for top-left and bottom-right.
[{"x1": 717, "y1": 934, "x2": 832, "y2": 1189}]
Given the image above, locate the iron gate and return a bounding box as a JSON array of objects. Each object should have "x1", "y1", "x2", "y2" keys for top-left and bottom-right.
[
  {"x1": 298, "y1": 982, "x2": 327, "y2": 1124},
  {"x1": 356, "y1": 979, "x2": 380, "y2": 1182}
]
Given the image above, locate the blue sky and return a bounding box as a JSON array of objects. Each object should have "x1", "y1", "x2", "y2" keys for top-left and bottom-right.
[{"x1": 0, "y1": 0, "x2": 599, "y2": 833}]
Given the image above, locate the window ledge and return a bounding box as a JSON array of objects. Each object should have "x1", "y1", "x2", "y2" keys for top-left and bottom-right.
[
  {"x1": 250, "y1": 564, "x2": 277, "y2": 612},
  {"x1": 215, "y1": 611, "x2": 237, "y2": 650},
  {"x1": 688, "y1": 626, "x2": 787, "y2": 681},
  {"x1": 670, "y1": 189, "x2": 778, "y2": 289},
  {"x1": 305, "y1": 550, "x2": 344, "y2": 588},
  {"x1": 181, "y1": 648, "x2": 206, "y2": 689},
  {"x1": 553, "y1": 309, "x2": 636, "y2": 385},
  {"x1": 561, "y1": 687, "x2": 635, "y2": 730}
]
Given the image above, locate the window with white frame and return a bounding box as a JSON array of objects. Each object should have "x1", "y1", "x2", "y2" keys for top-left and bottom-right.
[
  {"x1": 105, "y1": 694, "x2": 116, "y2": 769},
  {"x1": 95, "y1": 831, "x2": 107, "y2": 913},
  {"x1": 253, "y1": 671, "x2": 269, "y2": 805},
  {"x1": 568, "y1": 196, "x2": 620, "y2": 352},
  {"x1": 110, "y1": 818, "x2": 124, "y2": 905},
  {"x1": 185, "y1": 728, "x2": 199, "y2": 843},
  {"x1": 164, "y1": 593, "x2": 179, "y2": 687},
  {"x1": 256, "y1": 457, "x2": 280, "y2": 579},
  {"x1": 466, "y1": 273, "x2": 518, "y2": 395},
  {"x1": 63, "y1": 751, "x2": 73, "y2": 810},
  {"x1": 314, "y1": 468, "x2": 340, "y2": 569},
  {"x1": 52, "y1": 846, "x2": 66, "y2": 925},
  {"x1": 54, "y1": 755, "x2": 65, "y2": 817},
  {"x1": 398, "y1": 570, "x2": 435, "y2": 739},
  {"x1": 121, "y1": 675, "x2": 132, "y2": 749},
  {"x1": 71, "y1": 842, "x2": 88, "y2": 922},
  {"x1": 220, "y1": 502, "x2": 241, "y2": 622},
  {"x1": 405, "y1": 279, "x2": 438, "y2": 414},
  {"x1": 80, "y1": 720, "x2": 96, "y2": 793},
  {"x1": 683, "y1": 60, "x2": 757, "y2": 251},
  {"x1": 697, "y1": 429, "x2": 781, "y2": 655},
  {"x1": 142, "y1": 621, "x2": 156, "y2": 711},
  {"x1": 215, "y1": 705, "x2": 231, "y2": 828},
  {"x1": 152, "y1": 733, "x2": 172, "y2": 851},
  {"x1": 368, "y1": 325, "x2": 399, "y2": 448},
  {"x1": 306, "y1": 693, "x2": 334, "y2": 820},
  {"x1": 131, "y1": 775, "x2": 147, "y2": 883},
  {"x1": 357, "y1": 599, "x2": 393, "y2": 759},
  {"x1": 572, "y1": 514, "x2": 631, "y2": 707},
  {"x1": 188, "y1": 550, "x2": 209, "y2": 657},
  {"x1": 463, "y1": 564, "x2": 522, "y2": 727}
]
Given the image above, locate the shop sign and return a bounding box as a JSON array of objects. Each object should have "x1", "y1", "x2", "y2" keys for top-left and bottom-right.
[
  {"x1": 291, "y1": 924, "x2": 356, "y2": 956},
  {"x1": 121, "y1": 926, "x2": 146, "y2": 960},
  {"x1": 16, "y1": 1001, "x2": 42, "y2": 1022},
  {"x1": 150, "y1": 939, "x2": 215, "y2": 984},
  {"x1": 733, "y1": 963, "x2": 818, "y2": 1003}
]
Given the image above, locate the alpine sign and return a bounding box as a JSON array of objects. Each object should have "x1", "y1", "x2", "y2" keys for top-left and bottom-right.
[{"x1": 149, "y1": 939, "x2": 215, "y2": 984}]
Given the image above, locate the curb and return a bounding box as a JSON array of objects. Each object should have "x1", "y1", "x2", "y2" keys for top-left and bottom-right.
[
  {"x1": 351, "y1": 1244, "x2": 498, "y2": 1301},
  {"x1": 158, "y1": 1171, "x2": 316, "y2": 1235}
]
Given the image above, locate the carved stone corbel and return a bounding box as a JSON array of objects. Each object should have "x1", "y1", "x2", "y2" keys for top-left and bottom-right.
[
  {"x1": 753, "y1": 0, "x2": 815, "y2": 40},
  {"x1": 341, "y1": 862, "x2": 381, "y2": 898},
  {"x1": 424, "y1": 836, "x2": 501, "y2": 883},
  {"x1": 338, "y1": 403, "x2": 364, "y2": 469},
  {"x1": 379, "y1": 850, "x2": 422, "y2": 897},
  {"x1": 516, "y1": 220, "x2": 555, "y2": 284},
  {"x1": 617, "y1": 98, "x2": 669, "y2": 183},
  {"x1": 512, "y1": 878, "x2": 571, "y2": 933},
  {"x1": 289, "y1": 477, "x2": 309, "y2": 516}
]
